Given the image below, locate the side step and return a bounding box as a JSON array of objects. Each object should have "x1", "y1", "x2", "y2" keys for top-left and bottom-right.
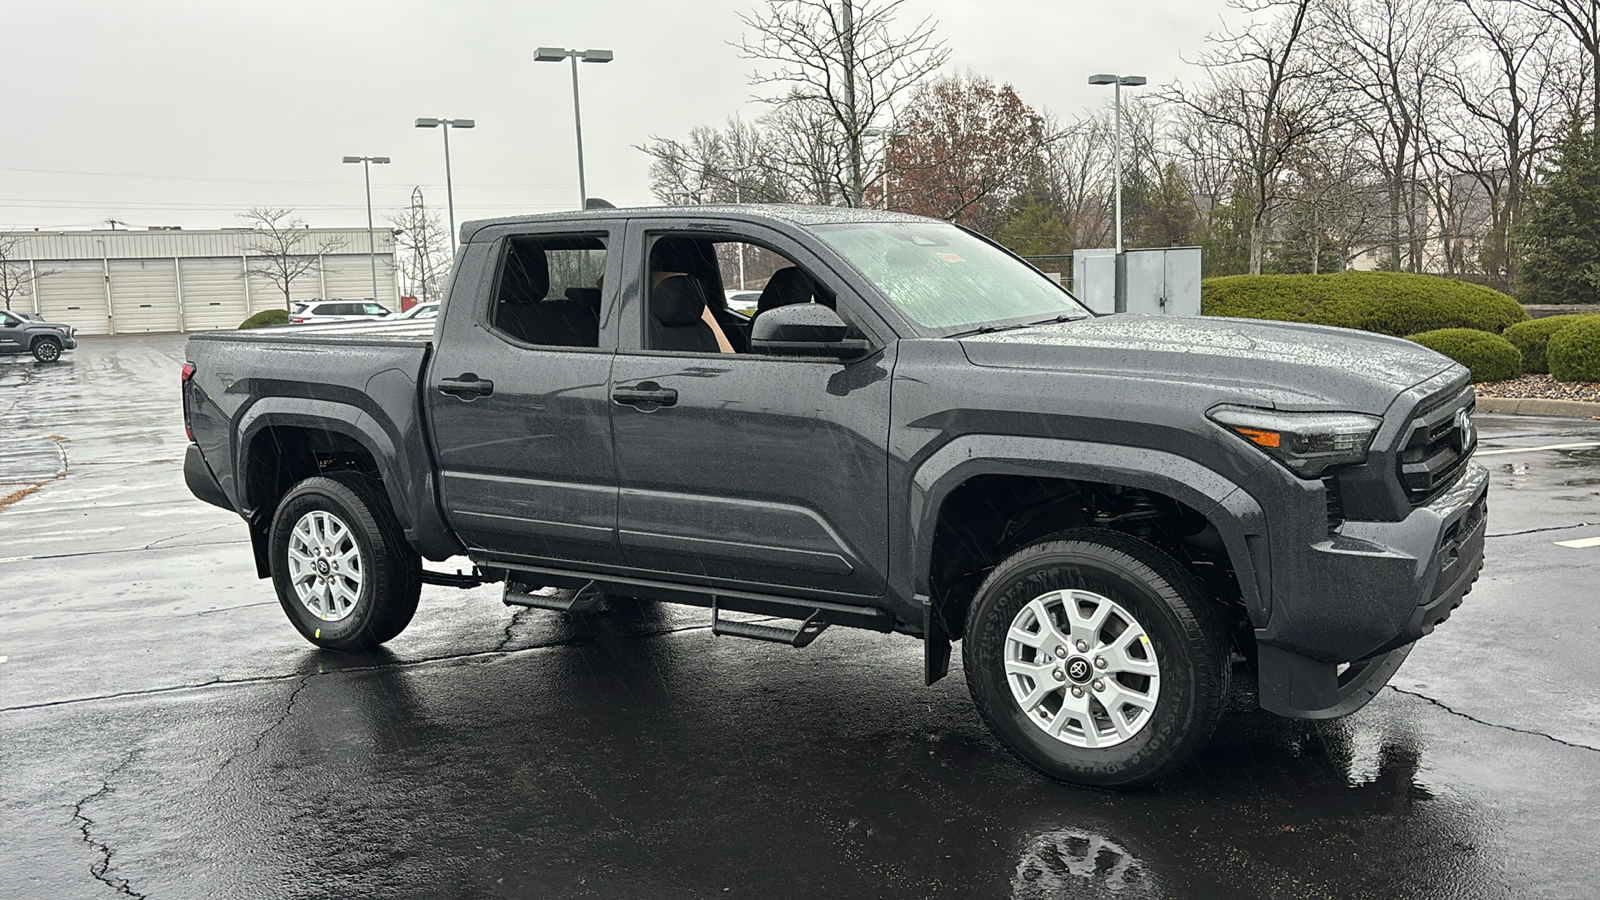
[
  {"x1": 503, "y1": 579, "x2": 606, "y2": 615},
  {"x1": 712, "y1": 599, "x2": 830, "y2": 648}
]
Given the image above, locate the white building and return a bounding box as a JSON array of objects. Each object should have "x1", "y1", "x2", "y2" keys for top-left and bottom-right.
[{"x1": 3, "y1": 226, "x2": 398, "y2": 334}]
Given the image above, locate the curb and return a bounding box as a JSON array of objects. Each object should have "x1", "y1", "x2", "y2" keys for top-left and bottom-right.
[{"x1": 1474, "y1": 396, "x2": 1600, "y2": 419}]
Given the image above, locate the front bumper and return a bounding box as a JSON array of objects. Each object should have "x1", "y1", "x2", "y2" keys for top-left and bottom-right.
[{"x1": 1258, "y1": 462, "x2": 1489, "y2": 719}]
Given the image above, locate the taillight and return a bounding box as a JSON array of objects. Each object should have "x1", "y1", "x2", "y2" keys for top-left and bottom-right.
[
  {"x1": 290, "y1": 316, "x2": 307, "y2": 323},
  {"x1": 181, "y1": 362, "x2": 195, "y2": 441}
]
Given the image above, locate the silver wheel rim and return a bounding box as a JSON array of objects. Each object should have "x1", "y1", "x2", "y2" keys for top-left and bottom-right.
[
  {"x1": 37, "y1": 343, "x2": 58, "y2": 360},
  {"x1": 286, "y1": 509, "x2": 364, "y2": 622},
  {"x1": 1004, "y1": 589, "x2": 1161, "y2": 749}
]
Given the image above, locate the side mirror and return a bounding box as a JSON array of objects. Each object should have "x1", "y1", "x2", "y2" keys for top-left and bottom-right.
[
  {"x1": 750, "y1": 304, "x2": 870, "y2": 359},
  {"x1": 2, "y1": 319, "x2": 17, "y2": 328}
]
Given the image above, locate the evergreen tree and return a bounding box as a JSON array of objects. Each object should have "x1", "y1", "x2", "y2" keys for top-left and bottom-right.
[
  {"x1": 1515, "y1": 124, "x2": 1600, "y2": 304},
  {"x1": 997, "y1": 195, "x2": 1073, "y2": 258}
]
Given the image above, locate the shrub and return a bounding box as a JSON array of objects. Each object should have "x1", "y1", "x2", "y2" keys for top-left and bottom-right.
[
  {"x1": 238, "y1": 309, "x2": 289, "y2": 329},
  {"x1": 1503, "y1": 314, "x2": 1600, "y2": 374},
  {"x1": 1202, "y1": 272, "x2": 1528, "y2": 336},
  {"x1": 1406, "y1": 329, "x2": 1524, "y2": 383},
  {"x1": 1548, "y1": 318, "x2": 1600, "y2": 383}
]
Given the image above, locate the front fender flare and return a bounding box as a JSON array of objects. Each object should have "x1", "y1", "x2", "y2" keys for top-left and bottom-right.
[{"x1": 908, "y1": 436, "x2": 1269, "y2": 679}]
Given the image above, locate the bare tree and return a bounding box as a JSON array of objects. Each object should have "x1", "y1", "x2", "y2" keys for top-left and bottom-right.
[
  {"x1": 640, "y1": 116, "x2": 791, "y2": 204},
  {"x1": 387, "y1": 193, "x2": 452, "y2": 304},
  {"x1": 1510, "y1": 0, "x2": 1600, "y2": 125},
  {"x1": 240, "y1": 208, "x2": 346, "y2": 313},
  {"x1": 1165, "y1": 0, "x2": 1336, "y2": 274},
  {"x1": 738, "y1": 0, "x2": 948, "y2": 206},
  {"x1": 0, "y1": 231, "x2": 59, "y2": 312},
  {"x1": 1429, "y1": 0, "x2": 1580, "y2": 280}
]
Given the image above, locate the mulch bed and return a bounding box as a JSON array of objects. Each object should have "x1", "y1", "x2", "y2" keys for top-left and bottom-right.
[{"x1": 1474, "y1": 374, "x2": 1600, "y2": 402}]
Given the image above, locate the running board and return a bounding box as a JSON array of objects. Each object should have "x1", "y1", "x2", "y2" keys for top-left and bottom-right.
[
  {"x1": 712, "y1": 599, "x2": 830, "y2": 648},
  {"x1": 503, "y1": 579, "x2": 606, "y2": 615}
]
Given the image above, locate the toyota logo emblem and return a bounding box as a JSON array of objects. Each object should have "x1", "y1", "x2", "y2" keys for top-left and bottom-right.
[
  {"x1": 1066, "y1": 658, "x2": 1092, "y2": 683},
  {"x1": 1454, "y1": 408, "x2": 1475, "y2": 452}
]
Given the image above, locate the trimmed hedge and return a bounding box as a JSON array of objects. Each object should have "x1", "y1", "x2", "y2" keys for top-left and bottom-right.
[
  {"x1": 1548, "y1": 318, "x2": 1600, "y2": 382},
  {"x1": 1203, "y1": 272, "x2": 1528, "y2": 336},
  {"x1": 1407, "y1": 329, "x2": 1524, "y2": 383},
  {"x1": 1503, "y1": 314, "x2": 1600, "y2": 374},
  {"x1": 238, "y1": 309, "x2": 289, "y2": 329}
]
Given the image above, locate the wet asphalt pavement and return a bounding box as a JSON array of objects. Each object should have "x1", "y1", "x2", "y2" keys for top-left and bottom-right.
[{"x1": 2, "y1": 334, "x2": 1599, "y2": 899}]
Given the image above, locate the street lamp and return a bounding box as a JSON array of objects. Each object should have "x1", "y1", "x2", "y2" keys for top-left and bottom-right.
[
  {"x1": 343, "y1": 155, "x2": 390, "y2": 304},
  {"x1": 414, "y1": 117, "x2": 475, "y2": 256},
  {"x1": 1088, "y1": 73, "x2": 1146, "y2": 254},
  {"x1": 534, "y1": 46, "x2": 614, "y2": 209}
]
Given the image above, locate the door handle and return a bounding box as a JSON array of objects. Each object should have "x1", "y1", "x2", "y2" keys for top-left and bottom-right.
[
  {"x1": 611, "y1": 382, "x2": 678, "y2": 410},
  {"x1": 439, "y1": 373, "x2": 494, "y2": 399}
]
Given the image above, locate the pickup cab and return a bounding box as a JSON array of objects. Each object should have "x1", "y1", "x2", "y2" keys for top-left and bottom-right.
[{"x1": 182, "y1": 205, "x2": 1487, "y2": 787}]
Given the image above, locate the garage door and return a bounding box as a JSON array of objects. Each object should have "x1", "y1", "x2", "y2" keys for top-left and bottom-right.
[
  {"x1": 246, "y1": 266, "x2": 320, "y2": 315},
  {"x1": 179, "y1": 257, "x2": 248, "y2": 331},
  {"x1": 35, "y1": 260, "x2": 111, "y2": 335},
  {"x1": 321, "y1": 254, "x2": 397, "y2": 307},
  {"x1": 108, "y1": 259, "x2": 180, "y2": 333}
]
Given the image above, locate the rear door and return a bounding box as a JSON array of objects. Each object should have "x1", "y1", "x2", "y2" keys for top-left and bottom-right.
[
  {"x1": 428, "y1": 223, "x2": 624, "y2": 567},
  {"x1": 608, "y1": 219, "x2": 895, "y2": 599}
]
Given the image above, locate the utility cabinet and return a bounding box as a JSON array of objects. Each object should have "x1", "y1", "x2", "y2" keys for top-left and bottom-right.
[{"x1": 1072, "y1": 247, "x2": 1202, "y2": 316}]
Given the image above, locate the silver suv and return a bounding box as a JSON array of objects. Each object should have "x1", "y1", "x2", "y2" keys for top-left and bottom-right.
[
  {"x1": 289, "y1": 300, "x2": 391, "y2": 324},
  {"x1": 0, "y1": 308, "x2": 76, "y2": 361}
]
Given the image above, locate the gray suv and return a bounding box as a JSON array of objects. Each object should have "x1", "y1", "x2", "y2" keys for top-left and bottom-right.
[{"x1": 0, "y1": 308, "x2": 76, "y2": 361}]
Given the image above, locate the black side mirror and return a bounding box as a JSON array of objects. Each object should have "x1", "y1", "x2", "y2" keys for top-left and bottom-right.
[
  {"x1": 2, "y1": 319, "x2": 16, "y2": 328},
  {"x1": 750, "y1": 304, "x2": 870, "y2": 359}
]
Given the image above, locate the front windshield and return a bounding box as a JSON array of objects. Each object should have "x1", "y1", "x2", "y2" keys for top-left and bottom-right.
[{"x1": 811, "y1": 221, "x2": 1088, "y2": 331}]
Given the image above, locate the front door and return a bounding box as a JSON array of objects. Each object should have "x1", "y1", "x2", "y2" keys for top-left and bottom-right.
[
  {"x1": 429, "y1": 226, "x2": 623, "y2": 567},
  {"x1": 0, "y1": 310, "x2": 24, "y2": 352},
  {"x1": 608, "y1": 221, "x2": 894, "y2": 599}
]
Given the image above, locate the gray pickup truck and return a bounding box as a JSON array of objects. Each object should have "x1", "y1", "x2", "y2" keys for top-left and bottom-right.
[
  {"x1": 182, "y1": 205, "x2": 1487, "y2": 787},
  {"x1": 0, "y1": 308, "x2": 76, "y2": 361}
]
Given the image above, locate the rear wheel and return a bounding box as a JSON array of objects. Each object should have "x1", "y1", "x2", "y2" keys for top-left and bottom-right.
[
  {"x1": 963, "y1": 528, "x2": 1229, "y2": 788},
  {"x1": 268, "y1": 472, "x2": 420, "y2": 650},
  {"x1": 31, "y1": 337, "x2": 61, "y2": 362}
]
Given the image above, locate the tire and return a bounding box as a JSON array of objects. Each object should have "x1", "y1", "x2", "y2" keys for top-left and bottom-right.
[
  {"x1": 268, "y1": 472, "x2": 421, "y2": 650},
  {"x1": 962, "y1": 528, "x2": 1229, "y2": 789},
  {"x1": 31, "y1": 337, "x2": 61, "y2": 362}
]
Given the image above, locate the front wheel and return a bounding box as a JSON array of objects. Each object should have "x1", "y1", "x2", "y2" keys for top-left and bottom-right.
[
  {"x1": 268, "y1": 472, "x2": 421, "y2": 650},
  {"x1": 31, "y1": 337, "x2": 61, "y2": 362},
  {"x1": 963, "y1": 529, "x2": 1229, "y2": 788}
]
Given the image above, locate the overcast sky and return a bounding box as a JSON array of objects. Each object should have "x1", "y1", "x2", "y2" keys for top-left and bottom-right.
[{"x1": 0, "y1": 0, "x2": 1234, "y2": 233}]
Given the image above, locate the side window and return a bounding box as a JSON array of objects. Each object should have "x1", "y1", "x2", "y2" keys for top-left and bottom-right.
[
  {"x1": 362, "y1": 304, "x2": 387, "y2": 316},
  {"x1": 644, "y1": 233, "x2": 837, "y2": 355},
  {"x1": 0, "y1": 311, "x2": 17, "y2": 326},
  {"x1": 490, "y1": 234, "x2": 606, "y2": 349}
]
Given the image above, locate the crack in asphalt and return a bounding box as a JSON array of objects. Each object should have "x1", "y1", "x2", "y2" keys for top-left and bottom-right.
[
  {"x1": 1, "y1": 620, "x2": 721, "y2": 715},
  {"x1": 209, "y1": 675, "x2": 313, "y2": 783},
  {"x1": 1488, "y1": 522, "x2": 1596, "y2": 538},
  {"x1": 0, "y1": 539, "x2": 250, "y2": 564},
  {"x1": 496, "y1": 605, "x2": 539, "y2": 653},
  {"x1": 1388, "y1": 686, "x2": 1600, "y2": 753},
  {"x1": 70, "y1": 751, "x2": 146, "y2": 899}
]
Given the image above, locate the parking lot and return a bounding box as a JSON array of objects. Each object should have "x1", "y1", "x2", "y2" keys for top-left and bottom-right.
[{"x1": 3, "y1": 334, "x2": 1599, "y2": 899}]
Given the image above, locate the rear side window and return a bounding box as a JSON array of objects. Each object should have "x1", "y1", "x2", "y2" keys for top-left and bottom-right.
[
  {"x1": 490, "y1": 234, "x2": 607, "y2": 349},
  {"x1": 361, "y1": 304, "x2": 388, "y2": 316}
]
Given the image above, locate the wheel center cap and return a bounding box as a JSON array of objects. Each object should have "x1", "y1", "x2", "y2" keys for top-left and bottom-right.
[
  {"x1": 1065, "y1": 657, "x2": 1094, "y2": 684},
  {"x1": 316, "y1": 559, "x2": 330, "y2": 576}
]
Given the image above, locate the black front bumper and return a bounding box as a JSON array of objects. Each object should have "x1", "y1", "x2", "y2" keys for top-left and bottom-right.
[{"x1": 1258, "y1": 462, "x2": 1489, "y2": 719}]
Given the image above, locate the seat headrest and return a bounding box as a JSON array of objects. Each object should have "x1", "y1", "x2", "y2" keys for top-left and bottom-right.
[
  {"x1": 651, "y1": 275, "x2": 707, "y2": 328},
  {"x1": 756, "y1": 266, "x2": 816, "y2": 314},
  {"x1": 500, "y1": 241, "x2": 549, "y2": 304}
]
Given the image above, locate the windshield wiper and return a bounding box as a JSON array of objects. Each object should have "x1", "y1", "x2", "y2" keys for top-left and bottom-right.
[{"x1": 947, "y1": 322, "x2": 1030, "y2": 338}]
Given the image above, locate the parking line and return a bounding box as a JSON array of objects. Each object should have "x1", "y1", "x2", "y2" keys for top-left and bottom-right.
[
  {"x1": 1477, "y1": 441, "x2": 1600, "y2": 456},
  {"x1": 1555, "y1": 536, "x2": 1600, "y2": 549}
]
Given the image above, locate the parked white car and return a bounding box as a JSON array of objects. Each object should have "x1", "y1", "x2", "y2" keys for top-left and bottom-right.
[
  {"x1": 385, "y1": 302, "x2": 440, "y2": 321},
  {"x1": 289, "y1": 300, "x2": 391, "y2": 324}
]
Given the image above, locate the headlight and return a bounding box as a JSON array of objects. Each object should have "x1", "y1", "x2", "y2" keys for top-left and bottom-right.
[{"x1": 1208, "y1": 406, "x2": 1381, "y2": 478}]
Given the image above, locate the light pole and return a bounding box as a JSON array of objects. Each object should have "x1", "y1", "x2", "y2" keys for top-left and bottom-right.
[
  {"x1": 864, "y1": 125, "x2": 905, "y2": 210},
  {"x1": 534, "y1": 47, "x2": 614, "y2": 209},
  {"x1": 1088, "y1": 74, "x2": 1146, "y2": 254},
  {"x1": 414, "y1": 117, "x2": 474, "y2": 256},
  {"x1": 343, "y1": 155, "x2": 390, "y2": 303}
]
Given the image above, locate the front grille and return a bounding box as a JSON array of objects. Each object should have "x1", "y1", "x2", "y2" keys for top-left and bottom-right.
[{"x1": 1397, "y1": 388, "x2": 1476, "y2": 504}]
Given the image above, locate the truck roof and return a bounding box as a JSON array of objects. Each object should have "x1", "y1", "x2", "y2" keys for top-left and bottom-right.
[{"x1": 459, "y1": 203, "x2": 931, "y2": 243}]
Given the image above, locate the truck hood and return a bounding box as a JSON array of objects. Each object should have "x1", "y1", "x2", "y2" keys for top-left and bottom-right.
[{"x1": 959, "y1": 314, "x2": 1457, "y2": 414}]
